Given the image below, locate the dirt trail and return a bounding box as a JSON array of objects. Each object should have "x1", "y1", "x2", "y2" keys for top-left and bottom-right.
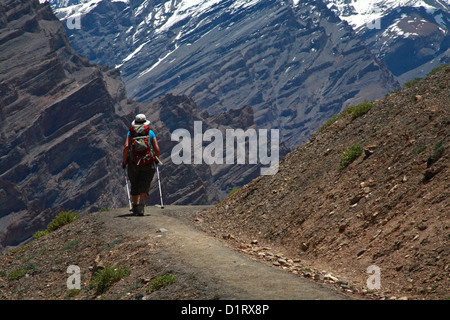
[{"x1": 101, "y1": 205, "x2": 350, "y2": 300}]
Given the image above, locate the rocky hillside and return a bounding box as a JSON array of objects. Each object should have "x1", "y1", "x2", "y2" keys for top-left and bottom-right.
[
  {"x1": 0, "y1": 0, "x2": 275, "y2": 249},
  {"x1": 199, "y1": 64, "x2": 449, "y2": 300},
  {"x1": 0, "y1": 0, "x2": 136, "y2": 248}
]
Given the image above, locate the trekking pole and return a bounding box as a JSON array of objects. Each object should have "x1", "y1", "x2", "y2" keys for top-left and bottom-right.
[
  {"x1": 150, "y1": 144, "x2": 164, "y2": 209},
  {"x1": 123, "y1": 168, "x2": 132, "y2": 211},
  {"x1": 155, "y1": 163, "x2": 164, "y2": 209}
]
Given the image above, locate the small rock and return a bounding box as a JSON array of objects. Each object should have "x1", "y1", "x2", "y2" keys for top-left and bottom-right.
[
  {"x1": 223, "y1": 233, "x2": 235, "y2": 240},
  {"x1": 300, "y1": 242, "x2": 309, "y2": 251},
  {"x1": 349, "y1": 193, "x2": 364, "y2": 205},
  {"x1": 356, "y1": 249, "x2": 366, "y2": 257},
  {"x1": 313, "y1": 273, "x2": 324, "y2": 281},
  {"x1": 337, "y1": 279, "x2": 349, "y2": 286},
  {"x1": 324, "y1": 273, "x2": 338, "y2": 282},
  {"x1": 364, "y1": 145, "x2": 377, "y2": 158},
  {"x1": 157, "y1": 228, "x2": 168, "y2": 233},
  {"x1": 250, "y1": 239, "x2": 258, "y2": 245}
]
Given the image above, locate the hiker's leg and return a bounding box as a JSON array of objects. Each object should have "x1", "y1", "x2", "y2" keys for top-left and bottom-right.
[
  {"x1": 128, "y1": 163, "x2": 140, "y2": 214},
  {"x1": 135, "y1": 164, "x2": 155, "y2": 215},
  {"x1": 139, "y1": 193, "x2": 147, "y2": 205}
]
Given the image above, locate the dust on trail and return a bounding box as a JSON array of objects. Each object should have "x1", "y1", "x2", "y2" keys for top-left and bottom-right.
[{"x1": 101, "y1": 205, "x2": 351, "y2": 300}]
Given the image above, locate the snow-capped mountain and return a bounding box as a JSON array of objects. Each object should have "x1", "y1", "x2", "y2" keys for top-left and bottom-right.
[
  {"x1": 42, "y1": 0, "x2": 399, "y2": 147},
  {"x1": 324, "y1": 0, "x2": 450, "y2": 83}
]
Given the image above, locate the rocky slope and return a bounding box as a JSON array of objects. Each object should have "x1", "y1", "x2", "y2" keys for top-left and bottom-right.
[
  {"x1": 0, "y1": 0, "x2": 274, "y2": 249},
  {"x1": 46, "y1": 0, "x2": 399, "y2": 147},
  {"x1": 0, "y1": 0, "x2": 135, "y2": 248},
  {"x1": 198, "y1": 64, "x2": 449, "y2": 300},
  {"x1": 0, "y1": 67, "x2": 447, "y2": 301}
]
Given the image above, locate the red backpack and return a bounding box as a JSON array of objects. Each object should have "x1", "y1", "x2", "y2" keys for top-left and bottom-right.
[{"x1": 129, "y1": 124, "x2": 156, "y2": 165}]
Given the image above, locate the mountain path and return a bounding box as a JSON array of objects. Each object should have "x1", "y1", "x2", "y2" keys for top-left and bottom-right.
[{"x1": 100, "y1": 205, "x2": 351, "y2": 300}]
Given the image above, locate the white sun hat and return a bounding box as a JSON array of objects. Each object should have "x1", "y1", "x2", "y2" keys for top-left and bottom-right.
[{"x1": 132, "y1": 114, "x2": 150, "y2": 126}]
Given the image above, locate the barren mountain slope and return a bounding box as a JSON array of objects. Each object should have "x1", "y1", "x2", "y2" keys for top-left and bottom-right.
[{"x1": 199, "y1": 65, "x2": 449, "y2": 300}]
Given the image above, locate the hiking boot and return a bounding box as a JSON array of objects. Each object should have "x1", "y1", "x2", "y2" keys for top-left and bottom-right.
[
  {"x1": 137, "y1": 203, "x2": 145, "y2": 216},
  {"x1": 132, "y1": 204, "x2": 139, "y2": 215}
]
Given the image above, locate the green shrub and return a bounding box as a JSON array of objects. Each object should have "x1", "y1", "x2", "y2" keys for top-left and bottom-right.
[
  {"x1": 404, "y1": 77, "x2": 422, "y2": 88},
  {"x1": 33, "y1": 230, "x2": 49, "y2": 239},
  {"x1": 318, "y1": 114, "x2": 340, "y2": 133},
  {"x1": 32, "y1": 210, "x2": 79, "y2": 239},
  {"x1": 147, "y1": 274, "x2": 176, "y2": 293},
  {"x1": 427, "y1": 64, "x2": 449, "y2": 76},
  {"x1": 339, "y1": 143, "x2": 363, "y2": 169},
  {"x1": 427, "y1": 140, "x2": 444, "y2": 168},
  {"x1": 90, "y1": 264, "x2": 130, "y2": 295},
  {"x1": 345, "y1": 100, "x2": 375, "y2": 119},
  {"x1": 228, "y1": 187, "x2": 240, "y2": 197},
  {"x1": 318, "y1": 100, "x2": 374, "y2": 133},
  {"x1": 66, "y1": 289, "x2": 81, "y2": 298},
  {"x1": 46, "y1": 211, "x2": 79, "y2": 232},
  {"x1": 7, "y1": 264, "x2": 37, "y2": 280},
  {"x1": 7, "y1": 268, "x2": 27, "y2": 280}
]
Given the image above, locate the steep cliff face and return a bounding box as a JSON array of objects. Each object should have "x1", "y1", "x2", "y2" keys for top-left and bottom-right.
[
  {"x1": 0, "y1": 0, "x2": 136, "y2": 247},
  {"x1": 0, "y1": 0, "x2": 279, "y2": 248},
  {"x1": 47, "y1": 0, "x2": 399, "y2": 147}
]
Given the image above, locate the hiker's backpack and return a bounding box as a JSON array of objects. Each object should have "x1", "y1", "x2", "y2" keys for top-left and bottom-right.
[{"x1": 129, "y1": 124, "x2": 155, "y2": 165}]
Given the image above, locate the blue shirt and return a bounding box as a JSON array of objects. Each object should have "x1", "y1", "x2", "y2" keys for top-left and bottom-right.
[{"x1": 127, "y1": 130, "x2": 156, "y2": 141}]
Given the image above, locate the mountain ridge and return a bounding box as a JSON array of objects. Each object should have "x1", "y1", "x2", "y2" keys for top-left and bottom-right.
[
  {"x1": 45, "y1": 0, "x2": 399, "y2": 147},
  {"x1": 324, "y1": 0, "x2": 450, "y2": 84}
]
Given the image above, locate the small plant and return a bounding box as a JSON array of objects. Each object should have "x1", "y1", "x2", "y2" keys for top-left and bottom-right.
[
  {"x1": 427, "y1": 140, "x2": 444, "y2": 168},
  {"x1": 404, "y1": 77, "x2": 422, "y2": 88},
  {"x1": 106, "y1": 238, "x2": 124, "y2": 251},
  {"x1": 7, "y1": 264, "x2": 37, "y2": 280},
  {"x1": 90, "y1": 264, "x2": 130, "y2": 295},
  {"x1": 66, "y1": 289, "x2": 81, "y2": 298},
  {"x1": 33, "y1": 210, "x2": 79, "y2": 239},
  {"x1": 339, "y1": 143, "x2": 363, "y2": 169},
  {"x1": 62, "y1": 240, "x2": 79, "y2": 252},
  {"x1": 46, "y1": 210, "x2": 79, "y2": 233},
  {"x1": 147, "y1": 274, "x2": 176, "y2": 293},
  {"x1": 414, "y1": 145, "x2": 426, "y2": 154},
  {"x1": 427, "y1": 63, "x2": 449, "y2": 76},
  {"x1": 33, "y1": 230, "x2": 49, "y2": 239},
  {"x1": 318, "y1": 100, "x2": 375, "y2": 133},
  {"x1": 228, "y1": 187, "x2": 240, "y2": 197},
  {"x1": 345, "y1": 100, "x2": 375, "y2": 119},
  {"x1": 318, "y1": 114, "x2": 340, "y2": 132}
]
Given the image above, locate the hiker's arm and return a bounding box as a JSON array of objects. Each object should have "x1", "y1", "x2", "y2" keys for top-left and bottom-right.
[
  {"x1": 152, "y1": 137, "x2": 160, "y2": 157},
  {"x1": 122, "y1": 136, "x2": 130, "y2": 168}
]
